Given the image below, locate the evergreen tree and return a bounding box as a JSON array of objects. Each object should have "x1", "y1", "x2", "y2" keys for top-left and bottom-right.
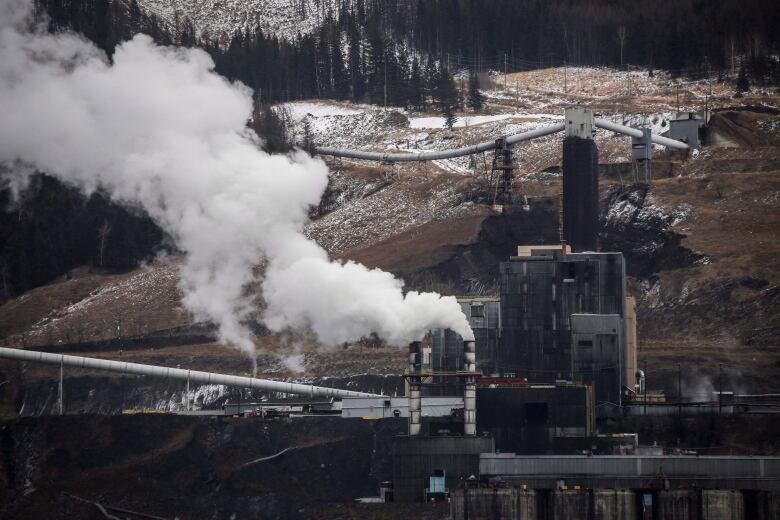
[
  {"x1": 252, "y1": 104, "x2": 291, "y2": 154},
  {"x1": 331, "y1": 33, "x2": 350, "y2": 100},
  {"x1": 179, "y1": 17, "x2": 196, "y2": 47},
  {"x1": 365, "y1": 22, "x2": 385, "y2": 104},
  {"x1": 128, "y1": 0, "x2": 141, "y2": 31},
  {"x1": 315, "y1": 31, "x2": 332, "y2": 98},
  {"x1": 301, "y1": 117, "x2": 315, "y2": 154},
  {"x1": 736, "y1": 63, "x2": 750, "y2": 96},
  {"x1": 394, "y1": 46, "x2": 411, "y2": 107},
  {"x1": 437, "y1": 67, "x2": 459, "y2": 129},
  {"x1": 409, "y1": 56, "x2": 424, "y2": 110},
  {"x1": 347, "y1": 15, "x2": 364, "y2": 101},
  {"x1": 423, "y1": 55, "x2": 438, "y2": 109},
  {"x1": 467, "y1": 72, "x2": 484, "y2": 111}
]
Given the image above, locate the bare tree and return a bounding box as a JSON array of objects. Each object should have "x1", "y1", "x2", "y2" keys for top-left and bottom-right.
[
  {"x1": 617, "y1": 26, "x2": 627, "y2": 68},
  {"x1": 97, "y1": 219, "x2": 111, "y2": 267}
]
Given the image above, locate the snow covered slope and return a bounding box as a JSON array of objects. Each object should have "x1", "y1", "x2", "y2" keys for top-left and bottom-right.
[{"x1": 136, "y1": 0, "x2": 339, "y2": 40}]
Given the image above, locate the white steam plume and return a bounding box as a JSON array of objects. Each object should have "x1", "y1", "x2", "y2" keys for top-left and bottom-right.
[{"x1": 0, "y1": 0, "x2": 473, "y2": 356}]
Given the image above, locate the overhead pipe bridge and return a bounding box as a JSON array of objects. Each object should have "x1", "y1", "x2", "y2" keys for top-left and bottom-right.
[
  {"x1": 314, "y1": 110, "x2": 688, "y2": 163},
  {"x1": 0, "y1": 347, "x2": 382, "y2": 399}
]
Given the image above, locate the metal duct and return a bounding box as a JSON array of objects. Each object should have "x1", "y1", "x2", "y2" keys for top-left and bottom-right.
[
  {"x1": 0, "y1": 347, "x2": 381, "y2": 399},
  {"x1": 316, "y1": 116, "x2": 688, "y2": 164},
  {"x1": 463, "y1": 340, "x2": 477, "y2": 436},
  {"x1": 315, "y1": 123, "x2": 565, "y2": 162},
  {"x1": 594, "y1": 118, "x2": 689, "y2": 150},
  {"x1": 408, "y1": 341, "x2": 422, "y2": 436}
]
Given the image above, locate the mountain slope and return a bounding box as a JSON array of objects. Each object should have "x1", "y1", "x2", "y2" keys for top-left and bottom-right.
[{"x1": 136, "y1": 0, "x2": 339, "y2": 40}]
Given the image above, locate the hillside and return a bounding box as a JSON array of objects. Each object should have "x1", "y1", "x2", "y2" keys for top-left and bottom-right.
[
  {"x1": 136, "y1": 0, "x2": 338, "y2": 41},
  {"x1": 0, "y1": 66, "x2": 778, "y2": 415}
]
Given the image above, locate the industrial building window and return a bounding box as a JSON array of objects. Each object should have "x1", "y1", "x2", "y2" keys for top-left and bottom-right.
[
  {"x1": 470, "y1": 305, "x2": 484, "y2": 318},
  {"x1": 578, "y1": 340, "x2": 593, "y2": 347}
]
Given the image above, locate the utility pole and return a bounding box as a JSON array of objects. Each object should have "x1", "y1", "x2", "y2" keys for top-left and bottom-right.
[
  {"x1": 718, "y1": 363, "x2": 723, "y2": 416},
  {"x1": 564, "y1": 61, "x2": 567, "y2": 94},
  {"x1": 58, "y1": 357, "x2": 64, "y2": 415},
  {"x1": 315, "y1": 51, "x2": 320, "y2": 99},
  {"x1": 627, "y1": 67, "x2": 631, "y2": 97},
  {"x1": 383, "y1": 58, "x2": 387, "y2": 107},
  {"x1": 504, "y1": 53, "x2": 507, "y2": 90},
  {"x1": 676, "y1": 84, "x2": 680, "y2": 115},
  {"x1": 643, "y1": 361, "x2": 648, "y2": 417},
  {"x1": 677, "y1": 363, "x2": 682, "y2": 416}
]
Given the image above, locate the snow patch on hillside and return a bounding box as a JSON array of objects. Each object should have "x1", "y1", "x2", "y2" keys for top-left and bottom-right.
[
  {"x1": 409, "y1": 112, "x2": 564, "y2": 129},
  {"x1": 280, "y1": 102, "x2": 364, "y2": 120},
  {"x1": 137, "y1": 0, "x2": 339, "y2": 41}
]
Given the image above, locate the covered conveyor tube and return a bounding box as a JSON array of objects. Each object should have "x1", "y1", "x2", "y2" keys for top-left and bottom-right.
[
  {"x1": 0, "y1": 347, "x2": 381, "y2": 398},
  {"x1": 594, "y1": 118, "x2": 689, "y2": 150},
  {"x1": 315, "y1": 123, "x2": 566, "y2": 162},
  {"x1": 315, "y1": 115, "x2": 689, "y2": 163}
]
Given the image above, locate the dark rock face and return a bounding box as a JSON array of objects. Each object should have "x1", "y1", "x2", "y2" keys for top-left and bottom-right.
[
  {"x1": 600, "y1": 183, "x2": 703, "y2": 278},
  {"x1": 0, "y1": 414, "x2": 406, "y2": 519},
  {"x1": 402, "y1": 198, "x2": 560, "y2": 295}
]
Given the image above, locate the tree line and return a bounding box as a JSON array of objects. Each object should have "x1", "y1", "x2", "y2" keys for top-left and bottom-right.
[
  {"x1": 0, "y1": 173, "x2": 163, "y2": 300},
  {"x1": 209, "y1": 0, "x2": 779, "y2": 106},
  {"x1": 206, "y1": 9, "x2": 484, "y2": 123},
  {"x1": 36, "y1": 0, "x2": 780, "y2": 108}
]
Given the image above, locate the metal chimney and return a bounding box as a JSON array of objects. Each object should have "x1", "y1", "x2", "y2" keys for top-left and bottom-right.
[
  {"x1": 463, "y1": 340, "x2": 477, "y2": 435},
  {"x1": 408, "y1": 341, "x2": 422, "y2": 436}
]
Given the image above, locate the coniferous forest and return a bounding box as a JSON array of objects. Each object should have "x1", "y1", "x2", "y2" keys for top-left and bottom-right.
[{"x1": 38, "y1": 0, "x2": 780, "y2": 107}]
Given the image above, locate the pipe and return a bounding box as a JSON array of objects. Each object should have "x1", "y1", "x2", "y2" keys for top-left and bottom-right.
[
  {"x1": 408, "y1": 341, "x2": 422, "y2": 436},
  {"x1": 594, "y1": 118, "x2": 689, "y2": 150},
  {"x1": 463, "y1": 340, "x2": 476, "y2": 436},
  {"x1": 0, "y1": 347, "x2": 380, "y2": 399},
  {"x1": 315, "y1": 123, "x2": 566, "y2": 162},
  {"x1": 317, "y1": 118, "x2": 688, "y2": 162}
]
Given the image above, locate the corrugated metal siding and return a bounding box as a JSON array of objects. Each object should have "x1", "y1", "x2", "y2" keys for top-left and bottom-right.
[
  {"x1": 480, "y1": 455, "x2": 780, "y2": 479},
  {"x1": 393, "y1": 437, "x2": 495, "y2": 502},
  {"x1": 431, "y1": 299, "x2": 501, "y2": 375},
  {"x1": 341, "y1": 396, "x2": 463, "y2": 418}
]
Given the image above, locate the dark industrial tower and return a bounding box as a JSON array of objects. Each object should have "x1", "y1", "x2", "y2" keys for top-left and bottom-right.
[{"x1": 562, "y1": 137, "x2": 599, "y2": 252}]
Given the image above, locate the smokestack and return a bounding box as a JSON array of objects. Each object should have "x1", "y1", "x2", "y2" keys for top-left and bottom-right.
[
  {"x1": 463, "y1": 340, "x2": 476, "y2": 436},
  {"x1": 408, "y1": 341, "x2": 422, "y2": 436}
]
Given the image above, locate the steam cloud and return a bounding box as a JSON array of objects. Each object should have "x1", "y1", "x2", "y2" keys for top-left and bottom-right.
[{"x1": 0, "y1": 0, "x2": 473, "y2": 356}]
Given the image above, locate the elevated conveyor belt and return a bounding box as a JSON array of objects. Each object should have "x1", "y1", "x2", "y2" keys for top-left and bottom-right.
[
  {"x1": 0, "y1": 347, "x2": 382, "y2": 398},
  {"x1": 314, "y1": 117, "x2": 688, "y2": 162}
]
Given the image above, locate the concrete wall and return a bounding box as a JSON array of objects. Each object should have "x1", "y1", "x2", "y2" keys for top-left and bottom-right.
[
  {"x1": 592, "y1": 489, "x2": 636, "y2": 520},
  {"x1": 702, "y1": 490, "x2": 744, "y2": 520},
  {"x1": 551, "y1": 490, "x2": 588, "y2": 520},
  {"x1": 750, "y1": 491, "x2": 780, "y2": 520},
  {"x1": 451, "y1": 488, "x2": 537, "y2": 520},
  {"x1": 657, "y1": 490, "x2": 699, "y2": 520},
  {"x1": 451, "y1": 488, "x2": 756, "y2": 520}
]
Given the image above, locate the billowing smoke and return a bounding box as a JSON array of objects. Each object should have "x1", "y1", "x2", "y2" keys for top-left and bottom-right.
[{"x1": 0, "y1": 0, "x2": 473, "y2": 357}]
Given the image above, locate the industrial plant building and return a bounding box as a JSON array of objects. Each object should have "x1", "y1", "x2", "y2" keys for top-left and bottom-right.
[{"x1": 431, "y1": 245, "x2": 638, "y2": 416}]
